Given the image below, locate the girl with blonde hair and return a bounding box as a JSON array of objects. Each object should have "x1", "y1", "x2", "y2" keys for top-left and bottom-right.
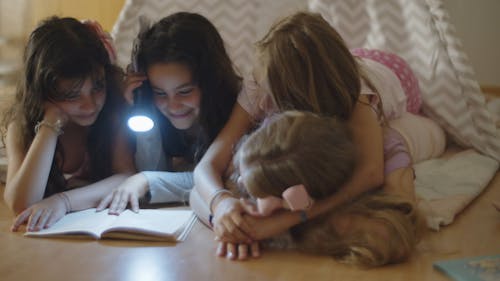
[
  {"x1": 227, "y1": 111, "x2": 424, "y2": 266},
  {"x1": 190, "y1": 11, "x2": 443, "y2": 259}
]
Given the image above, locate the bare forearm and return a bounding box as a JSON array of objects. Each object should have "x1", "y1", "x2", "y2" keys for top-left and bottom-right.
[
  {"x1": 4, "y1": 128, "x2": 58, "y2": 212},
  {"x1": 189, "y1": 187, "x2": 211, "y2": 226},
  {"x1": 192, "y1": 103, "x2": 253, "y2": 208},
  {"x1": 193, "y1": 161, "x2": 227, "y2": 206}
]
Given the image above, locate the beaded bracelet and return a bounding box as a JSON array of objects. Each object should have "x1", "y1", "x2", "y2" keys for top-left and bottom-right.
[{"x1": 35, "y1": 120, "x2": 64, "y2": 136}]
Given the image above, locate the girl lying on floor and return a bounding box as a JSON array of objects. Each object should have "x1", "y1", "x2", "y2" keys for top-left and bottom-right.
[
  {"x1": 220, "y1": 111, "x2": 427, "y2": 267},
  {"x1": 1, "y1": 17, "x2": 135, "y2": 231}
]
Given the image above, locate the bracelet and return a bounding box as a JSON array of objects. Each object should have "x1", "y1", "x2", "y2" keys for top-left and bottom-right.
[
  {"x1": 57, "y1": 192, "x2": 72, "y2": 213},
  {"x1": 35, "y1": 120, "x2": 64, "y2": 136},
  {"x1": 208, "y1": 189, "x2": 233, "y2": 215}
]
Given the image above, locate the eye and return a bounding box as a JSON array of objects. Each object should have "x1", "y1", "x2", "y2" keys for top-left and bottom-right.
[
  {"x1": 177, "y1": 88, "x2": 194, "y2": 96},
  {"x1": 153, "y1": 90, "x2": 167, "y2": 97},
  {"x1": 63, "y1": 91, "x2": 81, "y2": 101},
  {"x1": 91, "y1": 80, "x2": 105, "y2": 93}
]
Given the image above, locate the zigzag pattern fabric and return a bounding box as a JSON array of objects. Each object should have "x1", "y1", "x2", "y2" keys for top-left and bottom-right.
[
  {"x1": 309, "y1": 0, "x2": 499, "y2": 161},
  {"x1": 112, "y1": 0, "x2": 499, "y2": 161},
  {"x1": 111, "y1": 0, "x2": 306, "y2": 74}
]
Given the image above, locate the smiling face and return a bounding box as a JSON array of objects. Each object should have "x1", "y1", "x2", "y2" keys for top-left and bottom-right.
[
  {"x1": 55, "y1": 70, "x2": 106, "y2": 127},
  {"x1": 147, "y1": 62, "x2": 201, "y2": 130}
]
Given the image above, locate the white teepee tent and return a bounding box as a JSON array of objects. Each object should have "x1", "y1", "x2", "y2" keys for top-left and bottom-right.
[{"x1": 111, "y1": 0, "x2": 499, "y2": 161}]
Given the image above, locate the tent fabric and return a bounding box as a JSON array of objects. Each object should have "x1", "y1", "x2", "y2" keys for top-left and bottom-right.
[
  {"x1": 111, "y1": 0, "x2": 307, "y2": 74},
  {"x1": 111, "y1": 0, "x2": 499, "y2": 161},
  {"x1": 308, "y1": 0, "x2": 499, "y2": 161}
]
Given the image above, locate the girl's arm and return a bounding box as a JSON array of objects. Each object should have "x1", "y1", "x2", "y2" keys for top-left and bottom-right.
[
  {"x1": 191, "y1": 103, "x2": 255, "y2": 242},
  {"x1": 97, "y1": 170, "x2": 194, "y2": 215},
  {"x1": 3, "y1": 121, "x2": 60, "y2": 214},
  {"x1": 10, "y1": 121, "x2": 135, "y2": 231},
  {"x1": 311, "y1": 95, "x2": 385, "y2": 215}
]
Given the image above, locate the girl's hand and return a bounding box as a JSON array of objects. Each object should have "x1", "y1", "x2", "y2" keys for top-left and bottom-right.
[
  {"x1": 212, "y1": 197, "x2": 256, "y2": 243},
  {"x1": 123, "y1": 72, "x2": 147, "y2": 105},
  {"x1": 43, "y1": 101, "x2": 68, "y2": 125},
  {"x1": 96, "y1": 173, "x2": 149, "y2": 215},
  {"x1": 216, "y1": 241, "x2": 260, "y2": 261},
  {"x1": 238, "y1": 199, "x2": 297, "y2": 241},
  {"x1": 11, "y1": 193, "x2": 69, "y2": 232},
  {"x1": 243, "y1": 214, "x2": 292, "y2": 241}
]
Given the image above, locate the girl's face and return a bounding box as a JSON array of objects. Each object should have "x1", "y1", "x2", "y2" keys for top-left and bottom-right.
[
  {"x1": 55, "y1": 73, "x2": 106, "y2": 127},
  {"x1": 147, "y1": 62, "x2": 201, "y2": 130}
]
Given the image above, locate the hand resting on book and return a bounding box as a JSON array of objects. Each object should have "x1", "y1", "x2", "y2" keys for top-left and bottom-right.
[{"x1": 11, "y1": 193, "x2": 69, "y2": 232}]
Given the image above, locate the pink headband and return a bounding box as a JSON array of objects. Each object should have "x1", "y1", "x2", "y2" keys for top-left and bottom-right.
[
  {"x1": 81, "y1": 20, "x2": 117, "y2": 64},
  {"x1": 256, "y1": 184, "x2": 313, "y2": 216}
]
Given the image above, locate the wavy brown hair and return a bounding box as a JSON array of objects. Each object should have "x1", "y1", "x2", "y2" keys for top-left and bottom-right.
[
  {"x1": 290, "y1": 192, "x2": 425, "y2": 267},
  {"x1": 256, "y1": 11, "x2": 381, "y2": 121},
  {"x1": 1, "y1": 17, "x2": 126, "y2": 197},
  {"x1": 134, "y1": 12, "x2": 241, "y2": 162}
]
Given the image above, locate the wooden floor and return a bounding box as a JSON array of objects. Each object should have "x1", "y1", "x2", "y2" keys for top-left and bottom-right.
[{"x1": 0, "y1": 171, "x2": 499, "y2": 281}]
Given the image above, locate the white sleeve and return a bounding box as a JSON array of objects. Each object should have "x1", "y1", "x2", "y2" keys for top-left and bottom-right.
[{"x1": 141, "y1": 171, "x2": 194, "y2": 204}]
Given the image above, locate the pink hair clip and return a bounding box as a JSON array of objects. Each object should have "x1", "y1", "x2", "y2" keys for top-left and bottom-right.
[{"x1": 256, "y1": 184, "x2": 313, "y2": 216}]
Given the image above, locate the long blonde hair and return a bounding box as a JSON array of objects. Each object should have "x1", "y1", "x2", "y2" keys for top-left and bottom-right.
[
  {"x1": 238, "y1": 111, "x2": 356, "y2": 199},
  {"x1": 256, "y1": 11, "x2": 381, "y2": 121},
  {"x1": 291, "y1": 192, "x2": 425, "y2": 267}
]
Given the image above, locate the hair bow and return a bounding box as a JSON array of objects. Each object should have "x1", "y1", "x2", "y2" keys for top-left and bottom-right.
[{"x1": 256, "y1": 184, "x2": 313, "y2": 216}]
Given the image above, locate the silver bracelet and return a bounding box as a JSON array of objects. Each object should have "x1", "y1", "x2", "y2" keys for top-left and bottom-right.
[
  {"x1": 35, "y1": 120, "x2": 64, "y2": 136},
  {"x1": 57, "y1": 192, "x2": 72, "y2": 213},
  {"x1": 208, "y1": 189, "x2": 233, "y2": 214}
]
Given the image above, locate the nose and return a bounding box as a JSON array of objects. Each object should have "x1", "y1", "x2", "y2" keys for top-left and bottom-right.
[
  {"x1": 79, "y1": 93, "x2": 98, "y2": 113},
  {"x1": 166, "y1": 95, "x2": 184, "y2": 112}
]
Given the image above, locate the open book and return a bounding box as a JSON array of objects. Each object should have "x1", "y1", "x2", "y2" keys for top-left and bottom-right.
[
  {"x1": 434, "y1": 255, "x2": 500, "y2": 281},
  {"x1": 25, "y1": 208, "x2": 196, "y2": 242}
]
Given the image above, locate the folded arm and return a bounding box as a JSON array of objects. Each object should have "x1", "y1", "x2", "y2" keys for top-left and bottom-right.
[
  {"x1": 4, "y1": 121, "x2": 60, "y2": 213},
  {"x1": 240, "y1": 96, "x2": 386, "y2": 240},
  {"x1": 191, "y1": 103, "x2": 255, "y2": 242},
  {"x1": 10, "y1": 121, "x2": 135, "y2": 231}
]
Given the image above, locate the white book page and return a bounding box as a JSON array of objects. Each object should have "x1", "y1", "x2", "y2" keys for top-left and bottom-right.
[
  {"x1": 104, "y1": 209, "x2": 193, "y2": 237},
  {"x1": 25, "y1": 209, "x2": 117, "y2": 238}
]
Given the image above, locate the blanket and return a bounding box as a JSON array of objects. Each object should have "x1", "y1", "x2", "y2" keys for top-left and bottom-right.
[{"x1": 415, "y1": 149, "x2": 499, "y2": 230}]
